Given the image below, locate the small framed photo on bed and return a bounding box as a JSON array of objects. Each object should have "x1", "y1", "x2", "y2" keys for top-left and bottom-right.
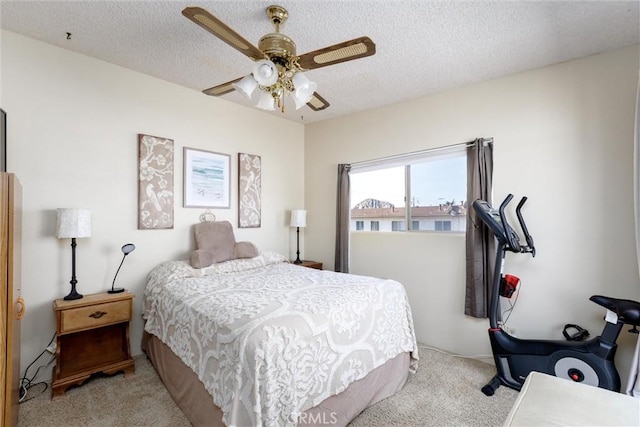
[{"x1": 183, "y1": 147, "x2": 231, "y2": 208}]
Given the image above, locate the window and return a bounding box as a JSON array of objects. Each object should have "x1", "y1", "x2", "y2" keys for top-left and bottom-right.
[
  {"x1": 435, "y1": 220, "x2": 452, "y2": 231},
  {"x1": 350, "y1": 147, "x2": 467, "y2": 233},
  {"x1": 391, "y1": 221, "x2": 405, "y2": 231},
  {"x1": 356, "y1": 221, "x2": 364, "y2": 231}
]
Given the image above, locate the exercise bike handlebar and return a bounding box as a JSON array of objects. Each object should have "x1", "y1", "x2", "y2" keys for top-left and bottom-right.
[
  {"x1": 515, "y1": 197, "x2": 536, "y2": 257},
  {"x1": 499, "y1": 194, "x2": 521, "y2": 253},
  {"x1": 472, "y1": 194, "x2": 534, "y2": 255}
]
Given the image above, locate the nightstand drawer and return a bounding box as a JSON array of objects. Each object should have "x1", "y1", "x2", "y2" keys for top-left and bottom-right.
[{"x1": 59, "y1": 300, "x2": 131, "y2": 334}]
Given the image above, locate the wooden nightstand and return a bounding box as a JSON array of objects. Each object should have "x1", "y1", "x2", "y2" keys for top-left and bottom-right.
[
  {"x1": 298, "y1": 260, "x2": 323, "y2": 270},
  {"x1": 51, "y1": 291, "x2": 134, "y2": 398}
]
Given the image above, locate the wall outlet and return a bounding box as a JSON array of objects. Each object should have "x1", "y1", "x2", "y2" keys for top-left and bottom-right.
[
  {"x1": 46, "y1": 342, "x2": 56, "y2": 354},
  {"x1": 506, "y1": 326, "x2": 517, "y2": 337}
]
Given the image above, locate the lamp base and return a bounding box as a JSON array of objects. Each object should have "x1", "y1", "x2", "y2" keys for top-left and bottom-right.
[
  {"x1": 108, "y1": 287, "x2": 125, "y2": 294},
  {"x1": 64, "y1": 289, "x2": 83, "y2": 301},
  {"x1": 293, "y1": 259, "x2": 302, "y2": 264}
]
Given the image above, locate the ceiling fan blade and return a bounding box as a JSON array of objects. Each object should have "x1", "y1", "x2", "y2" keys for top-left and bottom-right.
[
  {"x1": 202, "y1": 77, "x2": 243, "y2": 97},
  {"x1": 297, "y1": 36, "x2": 376, "y2": 70},
  {"x1": 183, "y1": 7, "x2": 266, "y2": 61},
  {"x1": 306, "y1": 92, "x2": 330, "y2": 111}
]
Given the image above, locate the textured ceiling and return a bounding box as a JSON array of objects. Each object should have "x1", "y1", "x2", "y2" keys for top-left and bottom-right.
[{"x1": 1, "y1": 1, "x2": 639, "y2": 124}]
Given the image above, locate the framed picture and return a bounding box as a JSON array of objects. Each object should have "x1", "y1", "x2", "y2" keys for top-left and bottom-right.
[
  {"x1": 1, "y1": 109, "x2": 6, "y2": 172},
  {"x1": 238, "y1": 153, "x2": 261, "y2": 228},
  {"x1": 138, "y1": 134, "x2": 174, "y2": 229},
  {"x1": 184, "y1": 147, "x2": 231, "y2": 208}
]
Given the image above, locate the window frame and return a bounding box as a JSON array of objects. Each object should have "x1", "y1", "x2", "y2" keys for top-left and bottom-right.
[{"x1": 350, "y1": 145, "x2": 467, "y2": 233}]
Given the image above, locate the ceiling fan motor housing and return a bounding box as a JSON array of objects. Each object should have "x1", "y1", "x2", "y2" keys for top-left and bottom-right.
[{"x1": 259, "y1": 33, "x2": 296, "y2": 70}]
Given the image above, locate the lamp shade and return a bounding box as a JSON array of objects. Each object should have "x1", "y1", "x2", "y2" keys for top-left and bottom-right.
[
  {"x1": 122, "y1": 243, "x2": 136, "y2": 255},
  {"x1": 290, "y1": 210, "x2": 307, "y2": 228},
  {"x1": 252, "y1": 59, "x2": 279, "y2": 86},
  {"x1": 233, "y1": 74, "x2": 258, "y2": 100},
  {"x1": 292, "y1": 72, "x2": 317, "y2": 110},
  {"x1": 256, "y1": 91, "x2": 276, "y2": 111},
  {"x1": 56, "y1": 208, "x2": 91, "y2": 239}
]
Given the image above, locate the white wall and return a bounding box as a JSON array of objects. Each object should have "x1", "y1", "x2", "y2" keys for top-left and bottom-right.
[
  {"x1": 1, "y1": 30, "x2": 305, "y2": 379},
  {"x1": 305, "y1": 45, "x2": 640, "y2": 384}
]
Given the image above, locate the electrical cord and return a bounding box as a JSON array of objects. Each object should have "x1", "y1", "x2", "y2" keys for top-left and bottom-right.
[
  {"x1": 418, "y1": 344, "x2": 492, "y2": 360},
  {"x1": 419, "y1": 279, "x2": 523, "y2": 364},
  {"x1": 501, "y1": 279, "x2": 522, "y2": 327},
  {"x1": 19, "y1": 332, "x2": 56, "y2": 403}
]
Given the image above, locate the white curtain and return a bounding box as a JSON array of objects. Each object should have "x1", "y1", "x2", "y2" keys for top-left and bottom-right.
[{"x1": 628, "y1": 70, "x2": 640, "y2": 397}]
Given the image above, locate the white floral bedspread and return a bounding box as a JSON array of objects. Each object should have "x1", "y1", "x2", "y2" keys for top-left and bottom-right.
[{"x1": 142, "y1": 252, "x2": 418, "y2": 427}]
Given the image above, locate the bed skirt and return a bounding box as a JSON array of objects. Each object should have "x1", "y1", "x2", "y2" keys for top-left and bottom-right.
[{"x1": 142, "y1": 331, "x2": 410, "y2": 427}]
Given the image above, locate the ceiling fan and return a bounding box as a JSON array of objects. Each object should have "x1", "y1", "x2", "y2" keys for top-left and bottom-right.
[{"x1": 182, "y1": 5, "x2": 376, "y2": 113}]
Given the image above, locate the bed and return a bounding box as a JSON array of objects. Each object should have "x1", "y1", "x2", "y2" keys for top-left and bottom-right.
[{"x1": 142, "y1": 248, "x2": 418, "y2": 427}]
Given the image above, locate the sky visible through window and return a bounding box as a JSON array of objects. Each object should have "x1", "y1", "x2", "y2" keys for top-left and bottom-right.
[{"x1": 350, "y1": 155, "x2": 466, "y2": 208}]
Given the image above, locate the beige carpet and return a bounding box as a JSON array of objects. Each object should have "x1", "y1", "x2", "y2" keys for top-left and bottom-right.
[{"x1": 18, "y1": 346, "x2": 517, "y2": 426}]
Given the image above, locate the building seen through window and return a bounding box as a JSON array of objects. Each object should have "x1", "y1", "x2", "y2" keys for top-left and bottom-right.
[{"x1": 350, "y1": 150, "x2": 467, "y2": 232}]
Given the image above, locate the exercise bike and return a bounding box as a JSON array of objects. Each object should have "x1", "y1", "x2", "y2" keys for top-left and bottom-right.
[{"x1": 472, "y1": 194, "x2": 640, "y2": 396}]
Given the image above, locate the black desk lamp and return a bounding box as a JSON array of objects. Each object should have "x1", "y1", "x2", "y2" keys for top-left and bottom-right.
[{"x1": 109, "y1": 243, "x2": 135, "y2": 294}]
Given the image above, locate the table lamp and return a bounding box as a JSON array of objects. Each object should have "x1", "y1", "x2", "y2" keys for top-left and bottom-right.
[
  {"x1": 290, "y1": 209, "x2": 306, "y2": 264},
  {"x1": 56, "y1": 208, "x2": 91, "y2": 300}
]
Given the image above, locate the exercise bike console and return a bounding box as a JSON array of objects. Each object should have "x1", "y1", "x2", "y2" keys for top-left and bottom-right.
[{"x1": 472, "y1": 194, "x2": 640, "y2": 396}]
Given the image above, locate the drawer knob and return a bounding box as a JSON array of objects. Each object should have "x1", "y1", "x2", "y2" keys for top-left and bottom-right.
[
  {"x1": 16, "y1": 296, "x2": 25, "y2": 320},
  {"x1": 89, "y1": 311, "x2": 107, "y2": 319}
]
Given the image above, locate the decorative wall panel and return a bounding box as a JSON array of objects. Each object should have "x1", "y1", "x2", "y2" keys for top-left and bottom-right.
[
  {"x1": 238, "y1": 153, "x2": 261, "y2": 228},
  {"x1": 138, "y1": 134, "x2": 174, "y2": 229}
]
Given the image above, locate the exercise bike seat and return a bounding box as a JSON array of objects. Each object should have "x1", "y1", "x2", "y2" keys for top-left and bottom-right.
[{"x1": 590, "y1": 295, "x2": 640, "y2": 326}]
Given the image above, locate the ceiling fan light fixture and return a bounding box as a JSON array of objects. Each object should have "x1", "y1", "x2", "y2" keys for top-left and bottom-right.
[
  {"x1": 252, "y1": 59, "x2": 279, "y2": 86},
  {"x1": 255, "y1": 90, "x2": 276, "y2": 111},
  {"x1": 232, "y1": 74, "x2": 258, "y2": 100},
  {"x1": 292, "y1": 72, "x2": 317, "y2": 109}
]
